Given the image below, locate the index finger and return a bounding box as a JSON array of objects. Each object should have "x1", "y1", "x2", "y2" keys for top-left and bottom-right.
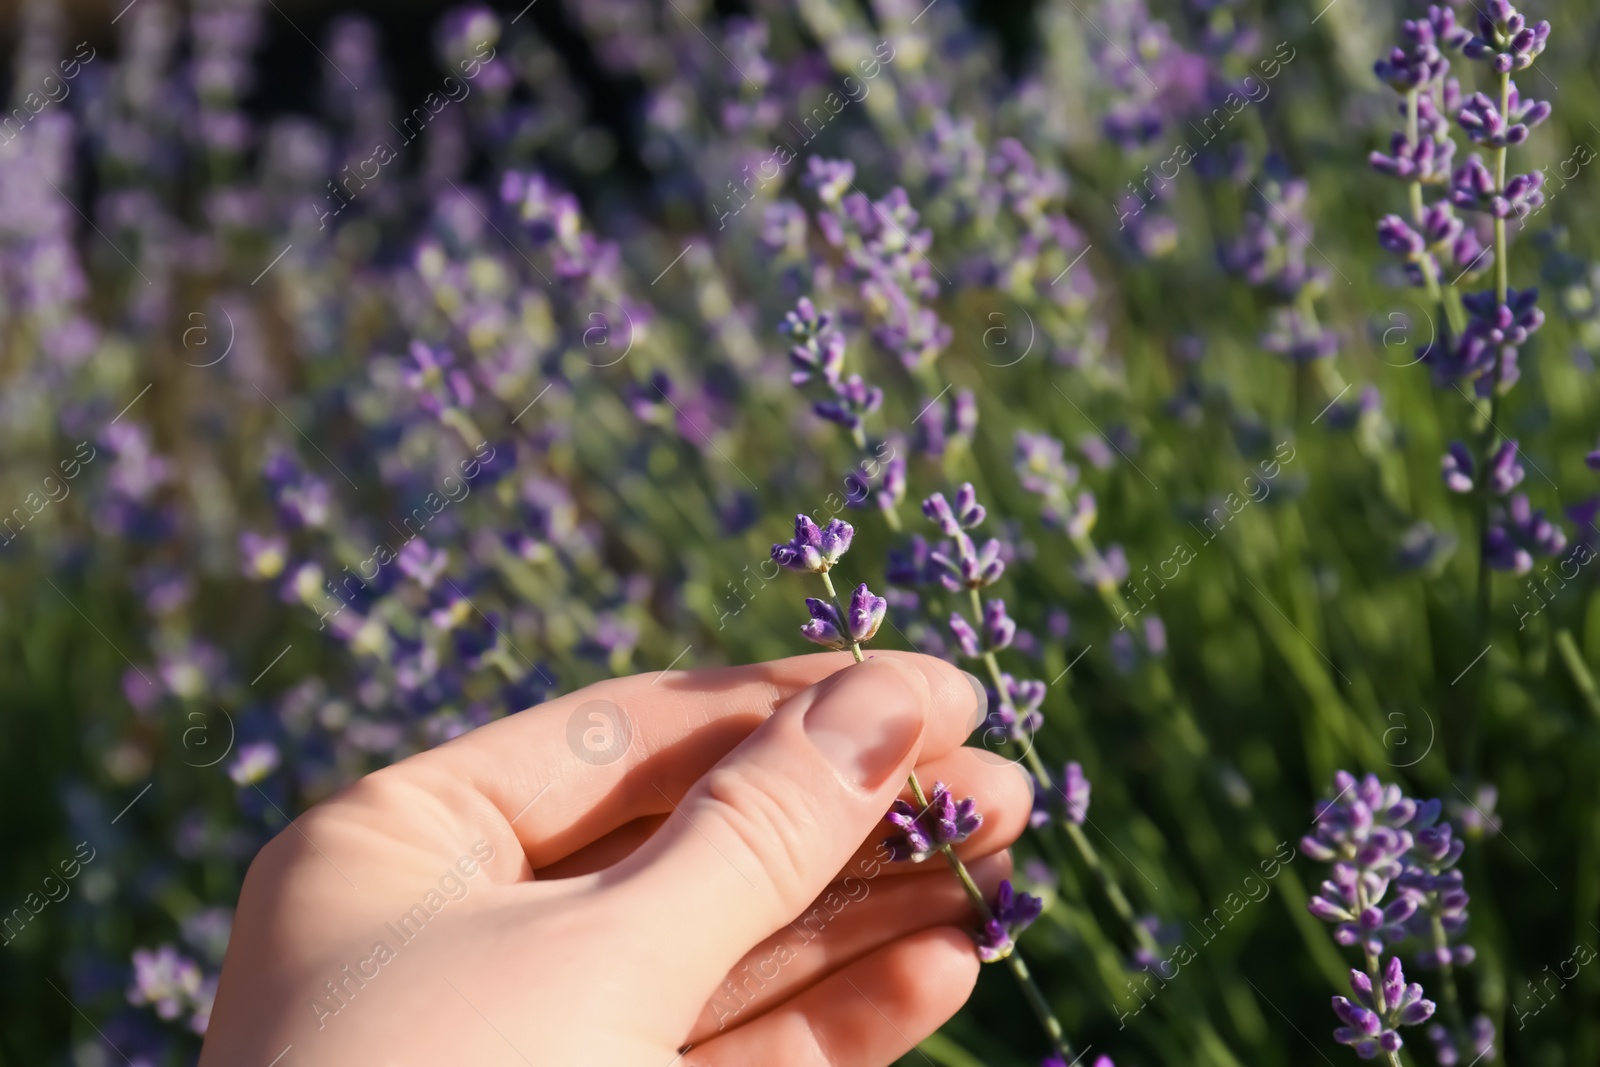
[{"x1": 409, "y1": 651, "x2": 987, "y2": 871}]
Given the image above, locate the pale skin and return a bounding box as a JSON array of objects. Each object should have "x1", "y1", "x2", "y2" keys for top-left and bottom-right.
[{"x1": 200, "y1": 652, "x2": 1031, "y2": 1067}]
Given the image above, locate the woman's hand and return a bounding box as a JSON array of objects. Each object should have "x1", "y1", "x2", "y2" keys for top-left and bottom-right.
[{"x1": 199, "y1": 651, "x2": 1031, "y2": 1067}]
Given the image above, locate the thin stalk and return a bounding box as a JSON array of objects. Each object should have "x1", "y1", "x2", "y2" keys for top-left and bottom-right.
[
  {"x1": 1555, "y1": 628, "x2": 1600, "y2": 721},
  {"x1": 819, "y1": 570, "x2": 1072, "y2": 1061},
  {"x1": 1428, "y1": 912, "x2": 1465, "y2": 1032},
  {"x1": 1494, "y1": 71, "x2": 1511, "y2": 307},
  {"x1": 1405, "y1": 87, "x2": 1466, "y2": 339},
  {"x1": 1468, "y1": 70, "x2": 1515, "y2": 773},
  {"x1": 1354, "y1": 878, "x2": 1406, "y2": 1067},
  {"x1": 966, "y1": 586, "x2": 1163, "y2": 960},
  {"x1": 907, "y1": 774, "x2": 1075, "y2": 1062}
]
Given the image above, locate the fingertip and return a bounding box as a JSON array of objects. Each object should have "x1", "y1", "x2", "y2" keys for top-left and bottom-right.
[{"x1": 864, "y1": 652, "x2": 984, "y2": 738}]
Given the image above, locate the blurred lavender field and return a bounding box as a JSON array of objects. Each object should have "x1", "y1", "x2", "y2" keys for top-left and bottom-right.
[{"x1": 3, "y1": 0, "x2": 1600, "y2": 1063}]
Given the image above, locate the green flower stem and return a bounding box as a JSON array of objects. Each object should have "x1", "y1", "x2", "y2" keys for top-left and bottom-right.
[
  {"x1": 1469, "y1": 69, "x2": 1516, "y2": 773},
  {"x1": 906, "y1": 775, "x2": 1075, "y2": 1062},
  {"x1": 1495, "y1": 71, "x2": 1511, "y2": 307},
  {"x1": 1354, "y1": 877, "x2": 1406, "y2": 1067},
  {"x1": 1429, "y1": 912, "x2": 1466, "y2": 1032},
  {"x1": 965, "y1": 586, "x2": 1163, "y2": 962},
  {"x1": 1406, "y1": 87, "x2": 1467, "y2": 338},
  {"x1": 1555, "y1": 628, "x2": 1600, "y2": 721},
  {"x1": 819, "y1": 568, "x2": 1072, "y2": 1062}
]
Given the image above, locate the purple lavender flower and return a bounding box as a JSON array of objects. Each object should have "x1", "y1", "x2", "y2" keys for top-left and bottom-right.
[
  {"x1": 949, "y1": 611, "x2": 982, "y2": 658},
  {"x1": 1014, "y1": 431, "x2": 1079, "y2": 504},
  {"x1": 1457, "y1": 86, "x2": 1550, "y2": 147},
  {"x1": 238, "y1": 531, "x2": 287, "y2": 580},
  {"x1": 884, "y1": 780, "x2": 983, "y2": 862},
  {"x1": 227, "y1": 741, "x2": 281, "y2": 786},
  {"x1": 781, "y1": 297, "x2": 852, "y2": 393},
  {"x1": 1341, "y1": 958, "x2": 1436, "y2": 1058},
  {"x1": 813, "y1": 374, "x2": 883, "y2": 431},
  {"x1": 1377, "y1": 215, "x2": 1428, "y2": 260},
  {"x1": 799, "y1": 584, "x2": 887, "y2": 649},
  {"x1": 805, "y1": 156, "x2": 855, "y2": 205},
  {"x1": 1450, "y1": 158, "x2": 1544, "y2": 220},
  {"x1": 923, "y1": 484, "x2": 987, "y2": 535},
  {"x1": 772, "y1": 514, "x2": 854, "y2": 573},
  {"x1": 1448, "y1": 784, "x2": 1502, "y2": 838},
  {"x1": 128, "y1": 945, "x2": 203, "y2": 1021},
  {"x1": 985, "y1": 674, "x2": 1046, "y2": 737},
  {"x1": 975, "y1": 879, "x2": 1044, "y2": 962},
  {"x1": 1485, "y1": 494, "x2": 1567, "y2": 573},
  {"x1": 1061, "y1": 761, "x2": 1091, "y2": 824},
  {"x1": 1370, "y1": 132, "x2": 1456, "y2": 183},
  {"x1": 984, "y1": 599, "x2": 1016, "y2": 651},
  {"x1": 930, "y1": 532, "x2": 1006, "y2": 591},
  {"x1": 1485, "y1": 440, "x2": 1525, "y2": 494},
  {"x1": 1303, "y1": 772, "x2": 1427, "y2": 954},
  {"x1": 845, "y1": 583, "x2": 889, "y2": 645},
  {"x1": 1441, "y1": 442, "x2": 1475, "y2": 492},
  {"x1": 1463, "y1": 0, "x2": 1550, "y2": 73},
  {"x1": 1427, "y1": 1015, "x2": 1496, "y2": 1065},
  {"x1": 1433, "y1": 286, "x2": 1545, "y2": 392}
]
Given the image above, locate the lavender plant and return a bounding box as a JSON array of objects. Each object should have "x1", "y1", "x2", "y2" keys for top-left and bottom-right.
[{"x1": 9, "y1": 0, "x2": 1600, "y2": 1063}]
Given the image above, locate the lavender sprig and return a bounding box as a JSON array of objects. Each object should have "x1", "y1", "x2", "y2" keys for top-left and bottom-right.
[
  {"x1": 777, "y1": 296, "x2": 904, "y2": 530},
  {"x1": 771, "y1": 514, "x2": 1075, "y2": 1062},
  {"x1": 1304, "y1": 772, "x2": 1491, "y2": 1063},
  {"x1": 1451, "y1": 0, "x2": 1553, "y2": 769},
  {"x1": 918, "y1": 484, "x2": 1165, "y2": 966}
]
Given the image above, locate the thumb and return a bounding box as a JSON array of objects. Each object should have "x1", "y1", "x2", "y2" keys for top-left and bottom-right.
[{"x1": 609, "y1": 654, "x2": 982, "y2": 982}]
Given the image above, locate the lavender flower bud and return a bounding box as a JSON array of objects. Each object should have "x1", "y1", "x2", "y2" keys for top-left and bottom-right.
[
  {"x1": 878, "y1": 455, "x2": 907, "y2": 514},
  {"x1": 1464, "y1": 0, "x2": 1550, "y2": 72},
  {"x1": 1441, "y1": 442, "x2": 1475, "y2": 492},
  {"x1": 930, "y1": 532, "x2": 1005, "y2": 590},
  {"x1": 1457, "y1": 87, "x2": 1549, "y2": 147},
  {"x1": 952, "y1": 390, "x2": 979, "y2": 438},
  {"x1": 923, "y1": 493, "x2": 961, "y2": 536},
  {"x1": 984, "y1": 599, "x2": 1016, "y2": 651},
  {"x1": 1427, "y1": 1015, "x2": 1495, "y2": 1066},
  {"x1": 975, "y1": 879, "x2": 1043, "y2": 962},
  {"x1": 813, "y1": 374, "x2": 883, "y2": 429},
  {"x1": 1451, "y1": 158, "x2": 1545, "y2": 218},
  {"x1": 789, "y1": 330, "x2": 845, "y2": 387},
  {"x1": 805, "y1": 156, "x2": 856, "y2": 205},
  {"x1": 949, "y1": 611, "x2": 982, "y2": 658},
  {"x1": 953, "y1": 483, "x2": 986, "y2": 526},
  {"x1": 922, "y1": 484, "x2": 987, "y2": 535},
  {"x1": 239, "y1": 531, "x2": 288, "y2": 580},
  {"x1": 1485, "y1": 494, "x2": 1567, "y2": 573},
  {"x1": 884, "y1": 780, "x2": 983, "y2": 862},
  {"x1": 1061, "y1": 761, "x2": 1090, "y2": 824},
  {"x1": 1377, "y1": 215, "x2": 1428, "y2": 260},
  {"x1": 1486, "y1": 439, "x2": 1525, "y2": 494},
  {"x1": 799, "y1": 598, "x2": 846, "y2": 648},
  {"x1": 845, "y1": 583, "x2": 888, "y2": 644},
  {"x1": 772, "y1": 514, "x2": 854, "y2": 573},
  {"x1": 1370, "y1": 132, "x2": 1455, "y2": 183},
  {"x1": 1055, "y1": 495, "x2": 1093, "y2": 545}
]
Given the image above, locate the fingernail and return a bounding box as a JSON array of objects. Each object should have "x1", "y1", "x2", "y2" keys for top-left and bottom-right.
[
  {"x1": 961, "y1": 670, "x2": 989, "y2": 732},
  {"x1": 804, "y1": 663, "x2": 925, "y2": 790}
]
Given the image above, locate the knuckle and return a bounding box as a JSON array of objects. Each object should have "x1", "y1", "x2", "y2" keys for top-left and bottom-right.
[{"x1": 699, "y1": 764, "x2": 819, "y2": 909}]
